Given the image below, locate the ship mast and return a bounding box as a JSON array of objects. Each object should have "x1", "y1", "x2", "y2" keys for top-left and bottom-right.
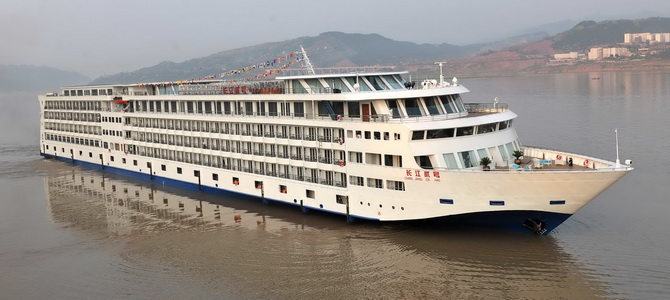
[{"x1": 300, "y1": 45, "x2": 316, "y2": 75}]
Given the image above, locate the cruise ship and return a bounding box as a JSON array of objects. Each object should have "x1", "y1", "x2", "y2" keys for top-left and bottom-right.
[{"x1": 38, "y1": 50, "x2": 632, "y2": 234}]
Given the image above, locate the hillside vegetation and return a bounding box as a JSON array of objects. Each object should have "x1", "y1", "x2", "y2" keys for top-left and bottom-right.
[{"x1": 552, "y1": 17, "x2": 670, "y2": 51}]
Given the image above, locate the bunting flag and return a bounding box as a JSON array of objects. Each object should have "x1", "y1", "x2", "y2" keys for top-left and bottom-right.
[{"x1": 137, "y1": 51, "x2": 303, "y2": 87}]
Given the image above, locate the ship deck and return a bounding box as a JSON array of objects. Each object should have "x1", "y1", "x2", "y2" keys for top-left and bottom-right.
[{"x1": 491, "y1": 156, "x2": 591, "y2": 171}]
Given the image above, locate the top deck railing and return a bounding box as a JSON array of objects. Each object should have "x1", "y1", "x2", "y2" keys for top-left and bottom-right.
[{"x1": 278, "y1": 66, "x2": 399, "y2": 77}]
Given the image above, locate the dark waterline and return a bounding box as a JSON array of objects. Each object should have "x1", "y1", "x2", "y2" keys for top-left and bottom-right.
[{"x1": 1, "y1": 71, "x2": 669, "y2": 299}]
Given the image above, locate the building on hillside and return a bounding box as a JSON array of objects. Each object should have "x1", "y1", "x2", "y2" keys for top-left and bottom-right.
[
  {"x1": 553, "y1": 52, "x2": 584, "y2": 60},
  {"x1": 588, "y1": 47, "x2": 632, "y2": 60},
  {"x1": 624, "y1": 33, "x2": 670, "y2": 44}
]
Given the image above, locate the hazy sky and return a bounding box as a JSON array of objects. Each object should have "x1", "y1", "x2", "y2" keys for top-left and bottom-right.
[{"x1": 2, "y1": 0, "x2": 668, "y2": 78}]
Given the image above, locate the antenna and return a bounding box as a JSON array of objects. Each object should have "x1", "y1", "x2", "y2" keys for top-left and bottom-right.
[
  {"x1": 434, "y1": 61, "x2": 447, "y2": 85},
  {"x1": 614, "y1": 128, "x2": 621, "y2": 168},
  {"x1": 300, "y1": 45, "x2": 316, "y2": 75}
]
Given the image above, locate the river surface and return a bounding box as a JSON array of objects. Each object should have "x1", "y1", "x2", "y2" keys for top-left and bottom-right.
[{"x1": 1, "y1": 71, "x2": 669, "y2": 299}]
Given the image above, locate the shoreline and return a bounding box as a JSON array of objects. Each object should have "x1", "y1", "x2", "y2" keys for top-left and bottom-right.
[{"x1": 406, "y1": 59, "x2": 670, "y2": 79}]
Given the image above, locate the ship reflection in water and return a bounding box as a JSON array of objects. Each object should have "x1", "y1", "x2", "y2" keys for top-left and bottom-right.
[{"x1": 45, "y1": 167, "x2": 615, "y2": 299}]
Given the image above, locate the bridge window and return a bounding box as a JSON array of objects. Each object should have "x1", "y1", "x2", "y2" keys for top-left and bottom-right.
[
  {"x1": 425, "y1": 97, "x2": 444, "y2": 115},
  {"x1": 366, "y1": 76, "x2": 387, "y2": 90},
  {"x1": 477, "y1": 123, "x2": 498, "y2": 134},
  {"x1": 411, "y1": 131, "x2": 425, "y2": 140},
  {"x1": 456, "y1": 126, "x2": 474, "y2": 137},
  {"x1": 427, "y1": 128, "x2": 454, "y2": 139},
  {"x1": 387, "y1": 100, "x2": 402, "y2": 118},
  {"x1": 382, "y1": 75, "x2": 402, "y2": 89},
  {"x1": 403, "y1": 98, "x2": 424, "y2": 117}
]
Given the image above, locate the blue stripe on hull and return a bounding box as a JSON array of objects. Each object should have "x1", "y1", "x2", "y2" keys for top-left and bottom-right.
[{"x1": 418, "y1": 210, "x2": 572, "y2": 235}]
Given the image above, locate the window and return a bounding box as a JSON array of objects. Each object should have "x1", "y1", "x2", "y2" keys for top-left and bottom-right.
[
  {"x1": 280, "y1": 185, "x2": 287, "y2": 193},
  {"x1": 373, "y1": 132, "x2": 381, "y2": 140},
  {"x1": 404, "y1": 98, "x2": 423, "y2": 116},
  {"x1": 306, "y1": 189, "x2": 315, "y2": 198},
  {"x1": 350, "y1": 176, "x2": 364, "y2": 186},
  {"x1": 349, "y1": 151, "x2": 363, "y2": 163},
  {"x1": 456, "y1": 126, "x2": 474, "y2": 137},
  {"x1": 89, "y1": 152, "x2": 93, "y2": 158},
  {"x1": 255, "y1": 181, "x2": 263, "y2": 189},
  {"x1": 443, "y1": 153, "x2": 459, "y2": 170},
  {"x1": 387, "y1": 100, "x2": 401, "y2": 118},
  {"x1": 110, "y1": 156, "x2": 115, "y2": 162},
  {"x1": 384, "y1": 155, "x2": 402, "y2": 167},
  {"x1": 387, "y1": 180, "x2": 405, "y2": 191},
  {"x1": 367, "y1": 178, "x2": 383, "y2": 189},
  {"x1": 458, "y1": 150, "x2": 477, "y2": 168},
  {"x1": 498, "y1": 145, "x2": 509, "y2": 161},
  {"x1": 505, "y1": 142, "x2": 516, "y2": 158},
  {"x1": 348, "y1": 102, "x2": 360, "y2": 117},
  {"x1": 411, "y1": 131, "x2": 425, "y2": 140},
  {"x1": 122, "y1": 158, "x2": 126, "y2": 164},
  {"x1": 364, "y1": 131, "x2": 371, "y2": 139},
  {"x1": 161, "y1": 164, "x2": 166, "y2": 171},
  {"x1": 365, "y1": 153, "x2": 382, "y2": 165},
  {"x1": 427, "y1": 128, "x2": 454, "y2": 139},
  {"x1": 232, "y1": 177, "x2": 239, "y2": 185},
  {"x1": 425, "y1": 97, "x2": 444, "y2": 115},
  {"x1": 440, "y1": 199, "x2": 454, "y2": 204},
  {"x1": 490, "y1": 200, "x2": 505, "y2": 206},
  {"x1": 415, "y1": 156, "x2": 433, "y2": 169},
  {"x1": 477, "y1": 123, "x2": 497, "y2": 134},
  {"x1": 336, "y1": 195, "x2": 347, "y2": 204},
  {"x1": 194, "y1": 170, "x2": 200, "y2": 177},
  {"x1": 477, "y1": 149, "x2": 488, "y2": 161},
  {"x1": 133, "y1": 160, "x2": 138, "y2": 166}
]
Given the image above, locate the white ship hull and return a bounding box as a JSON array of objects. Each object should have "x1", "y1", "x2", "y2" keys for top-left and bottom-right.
[{"x1": 40, "y1": 141, "x2": 630, "y2": 234}]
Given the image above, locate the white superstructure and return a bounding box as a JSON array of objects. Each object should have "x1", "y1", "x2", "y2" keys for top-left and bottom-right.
[{"x1": 38, "y1": 62, "x2": 632, "y2": 234}]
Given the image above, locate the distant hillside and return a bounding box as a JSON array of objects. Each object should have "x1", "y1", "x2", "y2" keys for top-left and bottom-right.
[
  {"x1": 91, "y1": 32, "x2": 481, "y2": 85},
  {"x1": 551, "y1": 17, "x2": 670, "y2": 51},
  {"x1": 0, "y1": 65, "x2": 90, "y2": 92}
]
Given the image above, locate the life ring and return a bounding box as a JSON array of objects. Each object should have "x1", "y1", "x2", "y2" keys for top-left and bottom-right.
[
  {"x1": 337, "y1": 137, "x2": 344, "y2": 145},
  {"x1": 108, "y1": 149, "x2": 111, "y2": 152},
  {"x1": 583, "y1": 159, "x2": 589, "y2": 166},
  {"x1": 339, "y1": 161, "x2": 344, "y2": 167},
  {"x1": 556, "y1": 155, "x2": 562, "y2": 160},
  {"x1": 336, "y1": 115, "x2": 342, "y2": 121}
]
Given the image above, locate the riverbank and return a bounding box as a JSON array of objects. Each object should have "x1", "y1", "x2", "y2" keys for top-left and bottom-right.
[{"x1": 407, "y1": 58, "x2": 670, "y2": 78}]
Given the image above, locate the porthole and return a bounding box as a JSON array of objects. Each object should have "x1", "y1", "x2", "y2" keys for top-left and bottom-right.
[{"x1": 401, "y1": 207, "x2": 404, "y2": 210}]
